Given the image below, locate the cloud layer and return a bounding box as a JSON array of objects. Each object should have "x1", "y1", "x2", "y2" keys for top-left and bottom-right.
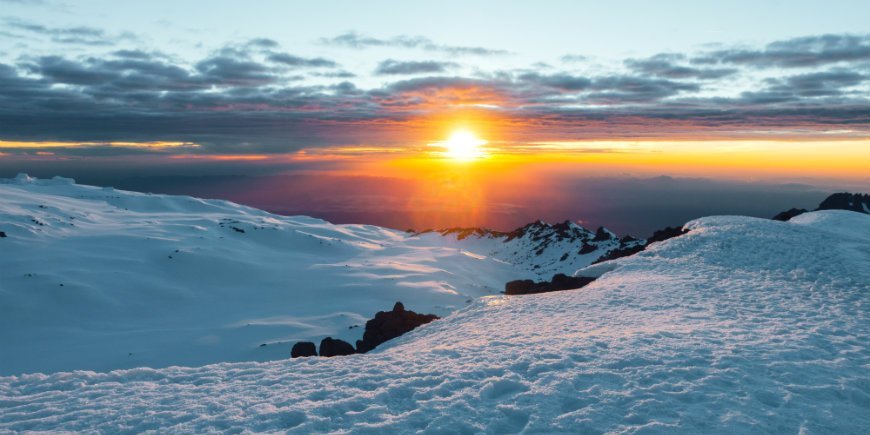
[{"x1": 0, "y1": 25, "x2": 868, "y2": 155}]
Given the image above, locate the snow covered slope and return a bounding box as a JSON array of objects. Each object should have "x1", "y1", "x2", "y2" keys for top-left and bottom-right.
[
  {"x1": 1, "y1": 175, "x2": 612, "y2": 375},
  {"x1": 1, "y1": 210, "x2": 868, "y2": 433}
]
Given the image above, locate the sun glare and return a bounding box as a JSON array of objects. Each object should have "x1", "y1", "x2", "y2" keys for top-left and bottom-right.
[{"x1": 437, "y1": 130, "x2": 488, "y2": 161}]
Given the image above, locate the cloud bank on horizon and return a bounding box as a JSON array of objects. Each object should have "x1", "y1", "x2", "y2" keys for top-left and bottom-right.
[{"x1": 0, "y1": 0, "x2": 867, "y2": 159}]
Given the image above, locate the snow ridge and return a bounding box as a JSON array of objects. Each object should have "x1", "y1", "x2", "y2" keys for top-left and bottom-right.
[
  {"x1": 0, "y1": 175, "x2": 610, "y2": 375},
  {"x1": 1, "y1": 210, "x2": 868, "y2": 433}
]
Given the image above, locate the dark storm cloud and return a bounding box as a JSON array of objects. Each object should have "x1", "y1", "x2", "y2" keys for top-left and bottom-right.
[
  {"x1": 517, "y1": 72, "x2": 699, "y2": 102},
  {"x1": 374, "y1": 59, "x2": 458, "y2": 75},
  {"x1": 112, "y1": 49, "x2": 157, "y2": 60},
  {"x1": 3, "y1": 17, "x2": 135, "y2": 45},
  {"x1": 519, "y1": 72, "x2": 592, "y2": 90},
  {"x1": 266, "y1": 53, "x2": 338, "y2": 68},
  {"x1": 770, "y1": 70, "x2": 867, "y2": 97},
  {"x1": 736, "y1": 70, "x2": 868, "y2": 105},
  {"x1": 213, "y1": 38, "x2": 340, "y2": 69},
  {"x1": 16, "y1": 43, "x2": 339, "y2": 94},
  {"x1": 693, "y1": 34, "x2": 870, "y2": 68},
  {"x1": 586, "y1": 76, "x2": 701, "y2": 103},
  {"x1": 22, "y1": 53, "x2": 207, "y2": 90},
  {"x1": 321, "y1": 32, "x2": 511, "y2": 56},
  {"x1": 625, "y1": 54, "x2": 737, "y2": 79},
  {"x1": 312, "y1": 70, "x2": 356, "y2": 78},
  {"x1": 246, "y1": 38, "x2": 279, "y2": 49},
  {"x1": 195, "y1": 55, "x2": 278, "y2": 86},
  {"x1": 1, "y1": 31, "x2": 869, "y2": 152},
  {"x1": 383, "y1": 76, "x2": 494, "y2": 93}
]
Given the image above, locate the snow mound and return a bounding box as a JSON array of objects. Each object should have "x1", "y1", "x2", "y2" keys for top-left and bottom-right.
[{"x1": 1, "y1": 210, "x2": 868, "y2": 433}]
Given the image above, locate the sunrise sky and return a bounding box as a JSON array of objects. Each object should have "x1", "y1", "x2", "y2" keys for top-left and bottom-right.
[{"x1": 1, "y1": 0, "x2": 868, "y2": 234}]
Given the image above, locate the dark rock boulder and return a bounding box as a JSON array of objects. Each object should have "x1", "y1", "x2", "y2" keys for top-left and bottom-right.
[
  {"x1": 0, "y1": 231, "x2": 6, "y2": 238},
  {"x1": 772, "y1": 208, "x2": 808, "y2": 221},
  {"x1": 355, "y1": 302, "x2": 439, "y2": 353},
  {"x1": 504, "y1": 273, "x2": 595, "y2": 295},
  {"x1": 505, "y1": 279, "x2": 537, "y2": 295},
  {"x1": 550, "y1": 273, "x2": 595, "y2": 291},
  {"x1": 319, "y1": 337, "x2": 355, "y2": 357},
  {"x1": 291, "y1": 341, "x2": 317, "y2": 358}
]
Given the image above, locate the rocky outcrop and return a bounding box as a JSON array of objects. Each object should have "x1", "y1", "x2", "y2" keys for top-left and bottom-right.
[
  {"x1": 409, "y1": 219, "x2": 651, "y2": 278},
  {"x1": 291, "y1": 341, "x2": 317, "y2": 358},
  {"x1": 592, "y1": 225, "x2": 688, "y2": 264},
  {"x1": 592, "y1": 227, "x2": 614, "y2": 242},
  {"x1": 578, "y1": 242, "x2": 597, "y2": 255},
  {"x1": 647, "y1": 226, "x2": 689, "y2": 243},
  {"x1": 505, "y1": 273, "x2": 596, "y2": 295},
  {"x1": 297, "y1": 303, "x2": 439, "y2": 358},
  {"x1": 816, "y1": 193, "x2": 870, "y2": 214},
  {"x1": 355, "y1": 302, "x2": 439, "y2": 353},
  {"x1": 772, "y1": 192, "x2": 869, "y2": 222},
  {"x1": 319, "y1": 337, "x2": 355, "y2": 357},
  {"x1": 591, "y1": 244, "x2": 645, "y2": 264},
  {"x1": 772, "y1": 208, "x2": 808, "y2": 221}
]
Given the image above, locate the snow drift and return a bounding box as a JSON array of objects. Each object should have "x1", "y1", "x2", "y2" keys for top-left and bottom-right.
[
  {"x1": 0, "y1": 175, "x2": 619, "y2": 374},
  {"x1": 1, "y1": 176, "x2": 869, "y2": 433}
]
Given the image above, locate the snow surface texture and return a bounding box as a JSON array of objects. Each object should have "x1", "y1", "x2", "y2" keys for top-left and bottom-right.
[
  {"x1": 0, "y1": 175, "x2": 615, "y2": 375},
  {"x1": 1, "y1": 188, "x2": 868, "y2": 432}
]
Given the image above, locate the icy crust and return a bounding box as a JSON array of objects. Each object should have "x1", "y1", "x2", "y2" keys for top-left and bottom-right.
[{"x1": 1, "y1": 211, "x2": 869, "y2": 433}]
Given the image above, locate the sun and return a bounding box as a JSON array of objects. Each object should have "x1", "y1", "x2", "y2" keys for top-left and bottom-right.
[{"x1": 438, "y1": 130, "x2": 488, "y2": 161}]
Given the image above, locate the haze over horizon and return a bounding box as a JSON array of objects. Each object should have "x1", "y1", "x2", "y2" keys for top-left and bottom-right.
[{"x1": 1, "y1": 0, "x2": 868, "y2": 233}]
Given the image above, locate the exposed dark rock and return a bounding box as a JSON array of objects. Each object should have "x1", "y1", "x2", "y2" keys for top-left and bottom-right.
[
  {"x1": 578, "y1": 242, "x2": 597, "y2": 255},
  {"x1": 319, "y1": 337, "x2": 355, "y2": 357},
  {"x1": 593, "y1": 225, "x2": 688, "y2": 264},
  {"x1": 773, "y1": 208, "x2": 808, "y2": 221},
  {"x1": 593, "y1": 227, "x2": 614, "y2": 241},
  {"x1": 0, "y1": 231, "x2": 6, "y2": 238},
  {"x1": 592, "y1": 244, "x2": 645, "y2": 264},
  {"x1": 647, "y1": 226, "x2": 689, "y2": 243},
  {"x1": 771, "y1": 192, "x2": 869, "y2": 222},
  {"x1": 291, "y1": 341, "x2": 317, "y2": 358},
  {"x1": 619, "y1": 235, "x2": 638, "y2": 244},
  {"x1": 504, "y1": 273, "x2": 596, "y2": 295},
  {"x1": 506, "y1": 279, "x2": 536, "y2": 294},
  {"x1": 355, "y1": 302, "x2": 439, "y2": 353},
  {"x1": 231, "y1": 226, "x2": 245, "y2": 233},
  {"x1": 816, "y1": 192, "x2": 870, "y2": 214}
]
